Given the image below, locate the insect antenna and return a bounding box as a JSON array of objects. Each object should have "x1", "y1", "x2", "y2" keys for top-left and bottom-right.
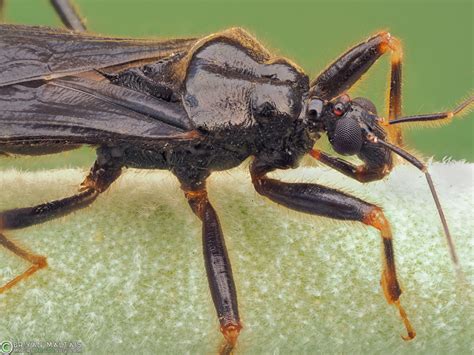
[{"x1": 366, "y1": 133, "x2": 461, "y2": 274}]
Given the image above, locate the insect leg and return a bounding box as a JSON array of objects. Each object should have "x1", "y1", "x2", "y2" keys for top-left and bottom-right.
[
  {"x1": 389, "y1": 97, "x2": 474, "y2": 125},
  {"x1": 310, "y1": 32, "x2": 404, "y2": 144},
  {"x1": 309, "y1": 149, "x2": 390, "y2": 183},
  {"x1": 183, "y1": 186, "x2": 241, "y2": 354},
  {"x1": 383, "y1": 34, "x2": 404, "y2": 145},
  {"x1": 251, "y1": 162, "x2": 415, "y2": 340},
  {"x1": 50, "y1": 0, "x2": 86, "y2": 32},
  {"x1": 0, "y1": 159, "x2": 121, "y2": 293},
  {"x1": 310, "y1": 32, "x2": 398, "y2": 100},
  {"x1": 0, "y1": 234, "x2": 47, "y2": 294},
  {"x1": 0, "y1": 0, "x2": 5, "y2": 22}
]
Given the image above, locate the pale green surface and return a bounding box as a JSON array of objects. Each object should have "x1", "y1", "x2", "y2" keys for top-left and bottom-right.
[{"x1": 0, "y1": 164, "x2": 472, "y2": 354}]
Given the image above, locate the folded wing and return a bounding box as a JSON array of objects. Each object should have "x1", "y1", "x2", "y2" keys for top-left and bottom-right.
[
  {"x1": 0, "y1": 24, "x2": 197, "y2": 86},
  {"x1": 0, "y1": 77, "x2": 196, "y2": 144}
]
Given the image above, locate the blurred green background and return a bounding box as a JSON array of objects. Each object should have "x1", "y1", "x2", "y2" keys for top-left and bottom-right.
[{"x1": 1, "y1": 0, "x2": 472, "y2": 170}]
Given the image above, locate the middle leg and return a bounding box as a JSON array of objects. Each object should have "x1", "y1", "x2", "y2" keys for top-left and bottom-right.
[
  {"x1": 181, "y1": 181, "x2": 241, "y2": 354},
  {"x1": 251, "y1": 162, "x2": 415, "y2": 340}
]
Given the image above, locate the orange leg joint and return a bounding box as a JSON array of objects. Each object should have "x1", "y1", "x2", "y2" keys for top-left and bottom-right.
[{"x1": 363, "y1": 206, "x2": 415, "y2": 340}]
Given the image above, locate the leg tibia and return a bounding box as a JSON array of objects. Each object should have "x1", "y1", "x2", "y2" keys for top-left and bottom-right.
[
  {"x1": 183, "y1": 186, "x2": 242, "y2": 353},
  {"x1": 362, "y1": 207, "x2": 415, "y2": 340},
  {"x1": 0, "y1": 233, "x2": 48, "y2": 293},
  {"x1": 251, "y1": 164, "x2": 415, "y2": 340}
]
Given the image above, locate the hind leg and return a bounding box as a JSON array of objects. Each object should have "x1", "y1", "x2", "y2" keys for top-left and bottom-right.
[
  {"x1": 50, "y1": 0, "x2": 86, "y2": 32},
  {"x1": 0, "y1": 157, "x2": 121, "y2": 293}
]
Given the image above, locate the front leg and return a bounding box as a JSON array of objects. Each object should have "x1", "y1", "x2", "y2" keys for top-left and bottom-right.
[
  {"x1": 309, "y1": 149, "x2": 391, "y2": 183},
  {"x1": 250, "y1": 161, "x2": 415, "y2": 340},
  {"x1": 181, "y1": 183, "x2": 241, "y2": 354},
  {"x1": 310, "y1": 31, "x2": 404, "y2": 144}
]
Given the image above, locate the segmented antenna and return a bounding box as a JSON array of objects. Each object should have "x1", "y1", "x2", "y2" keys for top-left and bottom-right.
[{"x1": 366, "y1": 134, "x2": 460, "y2": 272}]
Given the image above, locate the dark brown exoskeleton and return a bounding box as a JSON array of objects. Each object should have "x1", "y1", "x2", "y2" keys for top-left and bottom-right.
[{"x1": 0, "y1": 1, "x2": 472, "y2": 353}]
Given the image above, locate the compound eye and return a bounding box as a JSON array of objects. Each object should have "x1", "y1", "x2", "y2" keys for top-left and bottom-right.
[
  {"x1": 332, "y1": 118, "x2": 363, "y2": 155},
  {"x1": 333, "y1": 103, "x2": 345, "y2": 116}
]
